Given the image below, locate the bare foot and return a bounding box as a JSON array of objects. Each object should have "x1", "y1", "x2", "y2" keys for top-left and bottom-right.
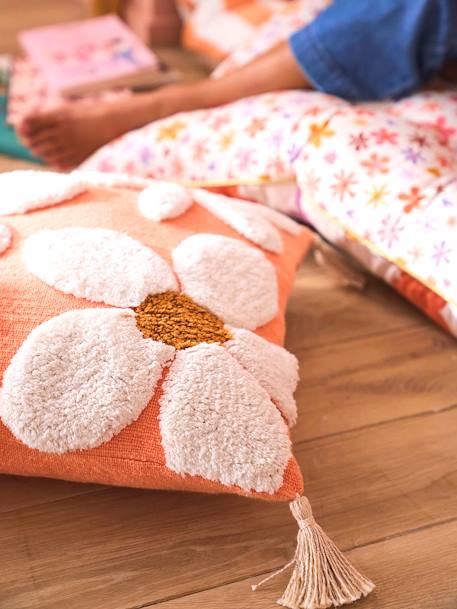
[
  {"x1": 16, "y1": 88, "x2": 188, "y2": 170},
  {"x1": 17, "y1": 98, "x2": 139, "y2": 169}
]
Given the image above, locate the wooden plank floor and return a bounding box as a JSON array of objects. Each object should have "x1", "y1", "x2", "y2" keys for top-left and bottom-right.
[
  {"x1": 1, "y1": 3, "x2": 457, "y2": 608},
  {"x1": 1, "y1": 258, "x2": 456, "y2": 609}
]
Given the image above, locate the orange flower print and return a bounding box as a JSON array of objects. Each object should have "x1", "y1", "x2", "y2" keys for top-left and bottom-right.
[
  {"x1": 210, "y1": 113, "x2": 231, "y2": 130},
  {"x1": 156, "y1": 121, "x2": 187, "y2": 142},
  {"x1": 331, "y1": 170, "x2": 358, "y2": 202},
  {"x1": 399, "y1": 186, "x2": 425, "y2": 213},
  {"x1": 361, "y1": 153, "x2": 389, "y2": 176},
  {"x1": 426, "y1": 167, "x2": 442, "y2": 177},
  {"x1": 354, "y1": 107, "x2": 375, "y2": 117},
  {"x1": 422, "y1": 100, "x2": 440, "y2": 112},
  {"x1": 219, "y1": 131, "x2": 235, "y2": 150},
  {"x1": 371, "y1": 128, "x2": 398, "y2": 145},
  {"x1": 308, "y1": 120, "x2": 335, "y2": 147},
  {"x1": 437, "y1": 154, "x2": 450, "y2": 168},
  {"x1": 432, "y1": 116, "x2": 456, "y2": 146},
  {"x1": 304, "y1": 105, "x2": 322, "y2": 117},
  {"x1": 245, "y1": 118, "x2": 266, "y2": 136},
  {"x1": 367, "y1": 183, "x2": 389, "y2": 206}
]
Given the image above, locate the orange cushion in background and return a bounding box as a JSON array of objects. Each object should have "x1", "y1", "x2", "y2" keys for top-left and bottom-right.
[{"x1": 176, "y1": 0, "x2": 284, "y2": 62}]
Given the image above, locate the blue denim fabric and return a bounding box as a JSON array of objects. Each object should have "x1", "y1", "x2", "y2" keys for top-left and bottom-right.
[{"x1": 289, "y1": 0, "x2": 457, "y2": 100}]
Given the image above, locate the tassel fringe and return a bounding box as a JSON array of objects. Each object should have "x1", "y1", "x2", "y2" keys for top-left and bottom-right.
[{"x1": 252, "y1": 496, "x2": 375, "y2": 609}]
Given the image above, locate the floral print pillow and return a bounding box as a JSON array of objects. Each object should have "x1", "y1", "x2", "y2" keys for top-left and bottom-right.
[
  {"x1": 82, "y1": 88, "x2": 457, "y2": 338},
  {"x1": 0, "y1": 170, "x2": 311, "y2": 500},
  {"x1": 293, "y1": 91, "x2": 457, "y2": 337},
  {"x1": 81, "y1": 89, "x2": 345, "y2": 215}
]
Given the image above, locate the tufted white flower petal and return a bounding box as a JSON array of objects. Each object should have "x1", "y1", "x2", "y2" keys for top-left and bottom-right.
[
  {"x1": 192, "y1": 189, "x2": 283, "y2": 253},
  {"x1": 255, "y1": 202, "x2": 302, "y2": 236},
  {"x1": 225, "y1": 327, "x2": 299, "y2": 425},
  {"x1": 159, "y1": 343, "x2": 291, "y2": 493},
  {"x1": 172, "y1": 233, "x2": 278, "y2": 329},
  {"x1": 23, "y1": 227, "x2": 178, "y2": 307},
  {"x1": 138, "y1": 181, "x2": 193, "y2": 221},
  {"x1": 0, "y1": 171, "x2": 87, "y2": 215},
  {"x1": 0, "y1": 223, "x2": 12, "y2": 254},
  {"x1": 0, "y1": 308, "x2": 175, "y2": 453}
]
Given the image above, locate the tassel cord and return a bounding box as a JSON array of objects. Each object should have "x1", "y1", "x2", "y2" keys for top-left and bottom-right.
[
  {"x1": 251, "y1": 558, "x2": 296, "y2": 592},
  {"x1": 251, "y1": 495, "x2": 375, "y2": 609}
]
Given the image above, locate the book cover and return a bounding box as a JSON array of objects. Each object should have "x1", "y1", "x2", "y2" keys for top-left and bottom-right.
[{"x1": 19, "y1": 15, "x2": 166, "y2": 96}]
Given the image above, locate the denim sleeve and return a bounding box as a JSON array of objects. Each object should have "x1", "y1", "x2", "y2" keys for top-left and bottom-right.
[{"x1": 289, "y1": 0, "x2": 456, "y2": 100}]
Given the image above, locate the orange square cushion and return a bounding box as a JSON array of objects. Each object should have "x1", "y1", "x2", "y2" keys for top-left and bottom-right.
[{"x1": 0, "y1": 171, "x2": 312, "y2": 502}]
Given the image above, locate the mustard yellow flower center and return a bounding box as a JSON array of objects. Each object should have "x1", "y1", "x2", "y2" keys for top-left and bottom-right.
[{"x1": 135, "y1": 291, "x2": 232, "y2": 350}]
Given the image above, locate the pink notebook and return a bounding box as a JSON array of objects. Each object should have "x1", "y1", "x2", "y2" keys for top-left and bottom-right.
[
  {"x1": 6, "y1": 57, "x2": 131, "y2": 127},
  {"x1": 19, "y1": 15, "x2": 177, "y2": 97}
]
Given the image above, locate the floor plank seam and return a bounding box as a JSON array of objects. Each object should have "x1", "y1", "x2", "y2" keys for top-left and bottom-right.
[
  {"x1": 0, "y1": 486, "x2": 107, "y2": 516},
  {"x1": 129, "y1": 516, "x2": 457, "y2": 609},
  {"x1": 356, "y1": 514, "x2": 457, "y2": 549},
  {"x1": 288, "y1": 320, "x2": 424, "y2": 352},
  {"x1": 294, "y1": 401, "x2": 457, "y2": 447}
]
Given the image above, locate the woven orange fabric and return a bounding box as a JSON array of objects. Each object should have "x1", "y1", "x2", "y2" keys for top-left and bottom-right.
[{"x1": 0, "y1": 177, "x2": 311, "y2": 501}]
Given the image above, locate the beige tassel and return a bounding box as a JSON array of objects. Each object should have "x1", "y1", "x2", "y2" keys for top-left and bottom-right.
[{"x1": 252, "y1": 496, "x2": 375, "y2": 609}]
